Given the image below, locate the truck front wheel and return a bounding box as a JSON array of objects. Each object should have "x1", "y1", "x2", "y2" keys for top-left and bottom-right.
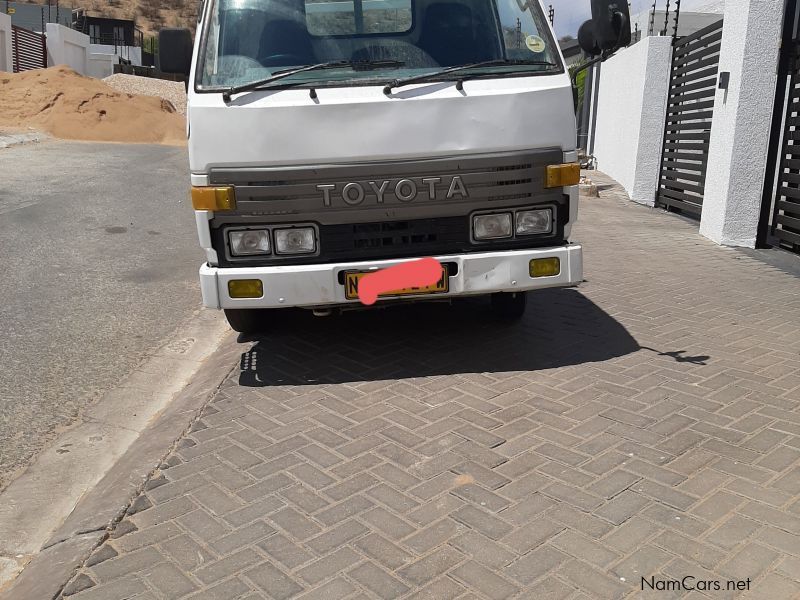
[
  {"x1": 491, "y1": 292, "x2": 528, "y2": 320},
  {"x1": 224, "y1": 309, "x2": 269, "y2": 334}
]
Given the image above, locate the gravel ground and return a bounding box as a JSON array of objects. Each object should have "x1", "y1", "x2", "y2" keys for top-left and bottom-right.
[
  {"x1": 104, "y1": 74, "x2": 187, "y2": 115},
  {"x1": 0, "y1": 141, "x2": 199, "y2": 491}
]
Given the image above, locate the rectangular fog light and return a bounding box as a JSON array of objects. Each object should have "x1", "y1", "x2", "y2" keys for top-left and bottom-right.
[
  {"x1": 473, "y1": 213, "x2": 513, "y2": 240},
  {"x1": 228, "y1": 279, "x2": 263, "y2": 298},
  {"x1": 530, "y1": 257, "x2": 560, "y2": 278}
]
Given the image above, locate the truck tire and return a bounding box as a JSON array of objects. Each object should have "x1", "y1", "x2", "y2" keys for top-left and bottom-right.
[
  {"x1": 491, "y1": 291, "x2": 528, "y2": 319},
  {"x1": 224, "y1": 309, "x2": 268, "y2": 334}
]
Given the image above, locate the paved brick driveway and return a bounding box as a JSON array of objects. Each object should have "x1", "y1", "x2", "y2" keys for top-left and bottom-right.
[{"x1": 60, "y1": 174, "x2": 800, "y2": 600}]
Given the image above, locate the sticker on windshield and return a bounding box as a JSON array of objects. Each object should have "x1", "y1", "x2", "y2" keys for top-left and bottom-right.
[{"x1": 525, "y1": 35, "x2": 546, "y2": 53}]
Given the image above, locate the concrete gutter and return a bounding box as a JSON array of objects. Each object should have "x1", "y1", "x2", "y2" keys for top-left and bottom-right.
[
  {"x1": 0, "y1": 131, "x2": 47, "y2": 150},
  {"x1": 0, "y1": 310, "x2": 238, "y2": 599}
]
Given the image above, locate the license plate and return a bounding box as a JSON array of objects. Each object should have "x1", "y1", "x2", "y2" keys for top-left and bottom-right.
[{"x1": 344, "y1": 265, "x2": 449, "y2": 300}]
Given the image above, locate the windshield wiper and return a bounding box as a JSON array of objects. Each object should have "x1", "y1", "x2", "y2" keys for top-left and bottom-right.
[
  {"x1": 223, "y1": 60, "x2": 405, "y2": 102},
  {"x1": 383, "y1": 59, "x2": 558, "y2": 95}
]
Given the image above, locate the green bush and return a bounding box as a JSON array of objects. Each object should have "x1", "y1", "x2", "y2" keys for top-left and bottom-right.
[{"x1": 569, "y1": 61, "x2": 588, "y2": 114}]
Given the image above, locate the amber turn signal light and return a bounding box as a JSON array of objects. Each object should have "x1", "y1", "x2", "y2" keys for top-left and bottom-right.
[
  {"x1": 191, "y1": 186, "x2": 236, "y2": 211},
  {"x1": 545, "y1": 163, "x2": 581, "y2": 188}
]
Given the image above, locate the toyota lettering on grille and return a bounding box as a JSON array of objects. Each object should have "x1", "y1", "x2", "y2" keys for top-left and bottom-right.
[{"x1": 316, "y1": 176, "x2": 469, "y2": 207}]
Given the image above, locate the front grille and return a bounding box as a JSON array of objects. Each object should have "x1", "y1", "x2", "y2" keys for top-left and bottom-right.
[
  {"x1": 210, "y1": 150, "x2": 559, "y2": 211},
  {"x1": 353, "y1": 223, "x2": 436, "y2": 249},
  {"x1": 208, "y1": 149, "x2": 569, "y2": 267},
  {"x1": 230, "y1": 162, "x2": 534, "y2": 204},
  {"x1": 323, "y1": 217, "x2": 467, "y2": 261}
]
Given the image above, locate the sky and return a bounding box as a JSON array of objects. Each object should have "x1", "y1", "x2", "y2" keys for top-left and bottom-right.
[{"x1": 550, "y1": 0, "x2": 721, "y2": 38}]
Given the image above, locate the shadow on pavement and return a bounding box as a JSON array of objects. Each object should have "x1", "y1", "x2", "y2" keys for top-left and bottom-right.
[{"x1": 237, "y1": 289, "x2": 641, "y2": 386}]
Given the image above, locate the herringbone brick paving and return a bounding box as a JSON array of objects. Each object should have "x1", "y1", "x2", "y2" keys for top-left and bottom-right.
[{"x1": 60, "y1": 173, "x2": 800, "y2": 599}]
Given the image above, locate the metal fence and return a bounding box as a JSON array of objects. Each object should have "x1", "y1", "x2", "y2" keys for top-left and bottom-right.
[
  {"x1": 767, "y1": 36, "x2": 800, "y2": 251},
  {"x1": 656, "y1": 19, "x2": 724, "y2": 216},
  {"x1": 11, "y1": 24, "x2": 46, "y2": 72}
]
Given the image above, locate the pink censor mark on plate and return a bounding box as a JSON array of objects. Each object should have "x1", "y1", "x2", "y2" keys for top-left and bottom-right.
[{"x1": 357, "y1": 257, "x2": 444, "y2": 306}]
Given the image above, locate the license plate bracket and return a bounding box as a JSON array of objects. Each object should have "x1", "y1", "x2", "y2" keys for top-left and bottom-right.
[{"x1": 343, "y1": 264, "x2": 449, "y2": 300}]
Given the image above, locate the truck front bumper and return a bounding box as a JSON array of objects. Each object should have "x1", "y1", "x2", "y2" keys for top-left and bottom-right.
[{"x1": 199, "y1": 244, "x2": 583, "y2": 310}]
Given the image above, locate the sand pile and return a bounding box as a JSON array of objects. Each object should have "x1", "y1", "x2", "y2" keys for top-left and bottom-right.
[{"x1": 0, "y1": 66, "x2": 186, "y2": 145}]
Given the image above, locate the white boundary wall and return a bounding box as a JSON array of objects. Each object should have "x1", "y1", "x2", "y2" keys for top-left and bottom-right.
[
  {"x1": 4, "y1": 21, "x2": 125, "y2": 80},
  {"x1": 91, "y1": 43, "x2": 142, "y2": 67},
  {"x1": 88, "y1": 52, "x2": 115, "y2": 78},
  {"x1": 46, "y1": 23, "x2": 89, "y2": 75},
  {"x1": 590, "y1": 0, "x2": 788, "y2": 249},
  {"x1": 0, "y1": 13, "x2": 12, "y2": 73},
  {"x1": 591, "y1": 36, "x2": 673, "y2": 206}
]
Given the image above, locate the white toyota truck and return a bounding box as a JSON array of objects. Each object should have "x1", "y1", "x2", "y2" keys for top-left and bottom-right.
[{"x1": 160, "y1": 0, "x2": 630, "y2": 333}]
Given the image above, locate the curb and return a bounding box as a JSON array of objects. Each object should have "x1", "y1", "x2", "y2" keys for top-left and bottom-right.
[
  {"x1": 0, "y1": 132, "x2": 47, "y2": 150},
  {"x1": 2, "y1": 335, "x2": 241, "y2": 600}
]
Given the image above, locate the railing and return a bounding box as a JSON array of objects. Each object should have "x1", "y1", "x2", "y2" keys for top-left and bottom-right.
[
  {"x1": 113, "y1": 63, "x2": 188, "y2": 83},
  {"x1": 89, "y1": 29, "x2": 143, "y2": 48},
  {"x1": 11, "y1": 25, "x2": 47, "y2": 73}
]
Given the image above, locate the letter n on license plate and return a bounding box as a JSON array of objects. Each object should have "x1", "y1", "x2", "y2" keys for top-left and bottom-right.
[{"x1": 344, "y1": 265, "x2": 448, "y2": 300}]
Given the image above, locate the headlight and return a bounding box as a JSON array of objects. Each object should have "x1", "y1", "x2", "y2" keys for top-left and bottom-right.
[
  {"x1": 473, "y1": 213, "x2": 513, "y2": 240},
  {"x1": 516, "y1": 209, "x2": 552, "y2": 235},
  {"x1": 274, "y1": 227, "x2": 316, "y2": 254},
  {"x1": 229, "y1": 229, "x2": 270, "y2": 256}
]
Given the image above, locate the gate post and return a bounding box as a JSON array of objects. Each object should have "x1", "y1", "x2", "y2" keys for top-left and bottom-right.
[
  {"x1": 0, "y1": 13, "x2": 12, "y2": 72},
  {"x1": 12, "y1": 25, "x2": 18, "y2": 72},
  {"x1": 699, "y1": 0, "x2": 787, "y2": 247}
]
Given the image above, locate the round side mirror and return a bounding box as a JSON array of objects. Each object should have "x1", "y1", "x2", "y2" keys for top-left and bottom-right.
[
  {"x1": 578, "y1": 20, "x2": 601, "y2": 56},
  {"x1": 590, "y1": 0, "x2": 632, "y2": 51}
]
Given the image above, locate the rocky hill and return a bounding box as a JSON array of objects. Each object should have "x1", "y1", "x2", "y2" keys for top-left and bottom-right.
[{"x1": 29, "y1": 0, "x2": 198, "y2": 38}]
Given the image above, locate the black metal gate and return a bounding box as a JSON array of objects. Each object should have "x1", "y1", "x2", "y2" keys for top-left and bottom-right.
[
  {"x1": 760, "y1": 0, "x2": 800, "y2": 254},
  {"x1": 656, "y1": 19, "x2": 724, "y2": 216},
  {"x1": 11, "y1": 25, "x2": 47, "y2": 73}
]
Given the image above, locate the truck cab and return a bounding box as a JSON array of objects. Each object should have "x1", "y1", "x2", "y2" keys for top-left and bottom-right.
[{"x1": 160, "y1": 0, "x2": 628, "y2": 333}]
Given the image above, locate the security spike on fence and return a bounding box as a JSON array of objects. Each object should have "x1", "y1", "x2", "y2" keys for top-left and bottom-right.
[{"x1": 672, "y1": 0, "x2": 682, "y2": 41}]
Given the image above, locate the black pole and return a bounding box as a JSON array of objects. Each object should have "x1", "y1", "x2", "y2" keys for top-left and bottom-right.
[
  {"x1": 649, "y1": 1, "x2": 656, "y2": 36},
  {"x1": 662, "y1": 0, "x2": 671, "y2": 36},
  {"x1": 353, "y1": 0, "x2": 363, "y2": 34},
  {"x1": 588, "y1": 62, "x2": 601, "y2": 156}
]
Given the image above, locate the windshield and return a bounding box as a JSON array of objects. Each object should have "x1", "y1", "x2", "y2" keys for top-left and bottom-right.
[{"x1": 197, "y1": 0, "x2": 563, "y2": 90}]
